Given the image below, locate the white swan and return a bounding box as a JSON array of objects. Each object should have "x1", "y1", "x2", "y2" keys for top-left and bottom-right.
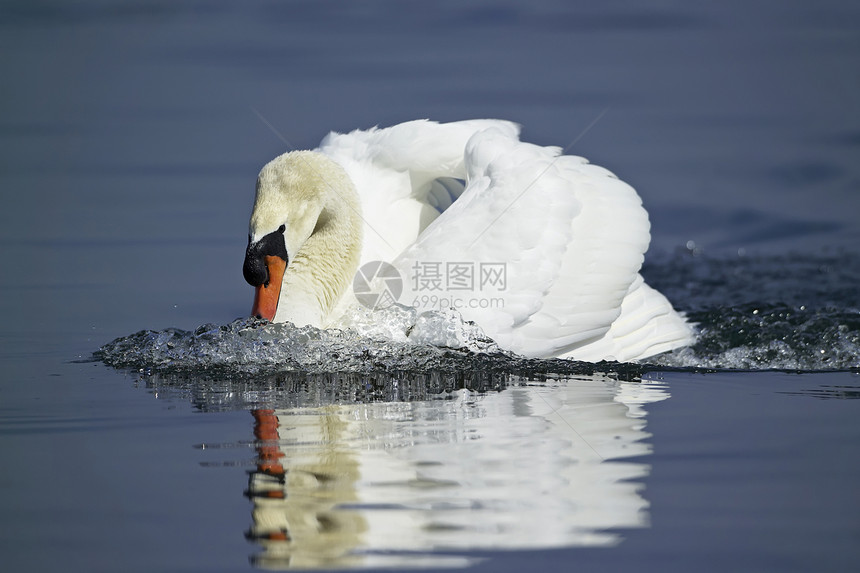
[{"x1": 243, "y1": 119, "x2": 694, "y2": 362}]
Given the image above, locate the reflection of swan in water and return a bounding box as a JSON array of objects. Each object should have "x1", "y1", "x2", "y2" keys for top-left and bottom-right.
[{"x1": 245, "y1": 375, "x2": 668, "y2": 569}]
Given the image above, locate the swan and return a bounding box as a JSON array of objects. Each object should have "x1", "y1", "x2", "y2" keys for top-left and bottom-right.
[{"x1": 243, "y1": 119, "x2": 694, "y2": 362}]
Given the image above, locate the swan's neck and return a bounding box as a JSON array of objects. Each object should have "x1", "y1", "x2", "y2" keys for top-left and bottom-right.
[{"x1": 272, "y1": 155, "x2": 363, "y2": 327}]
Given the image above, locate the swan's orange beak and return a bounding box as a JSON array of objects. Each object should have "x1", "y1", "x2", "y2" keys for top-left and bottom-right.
[{"x1": 251, "y1": 255, "x2": 286, "y2": 321}]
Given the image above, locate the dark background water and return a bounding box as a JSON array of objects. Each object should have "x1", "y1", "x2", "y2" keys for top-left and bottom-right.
[{"x1": 1, "y1": 1, "x2": 859, "y2": 571}]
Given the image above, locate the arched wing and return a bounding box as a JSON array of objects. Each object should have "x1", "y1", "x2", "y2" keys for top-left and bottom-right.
[
  {"x1": 393, "y1": 128, "x2": 661, "y2": 359},
  {"x1": 319, "y1": 120, "x2": 520, "y2": 263}
]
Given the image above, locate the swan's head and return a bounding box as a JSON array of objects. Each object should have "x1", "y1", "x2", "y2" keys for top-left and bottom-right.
[{"x1": 243, "y1": 150, "x2": 355, "y2": 321}]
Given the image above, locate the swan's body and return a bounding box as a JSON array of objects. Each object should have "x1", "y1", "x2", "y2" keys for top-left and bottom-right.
[{"x1": 244, "y1": 119, "x2": 694, "y2": 362}]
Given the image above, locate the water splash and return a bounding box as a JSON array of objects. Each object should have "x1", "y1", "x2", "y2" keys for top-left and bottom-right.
[
  {"x1": 96, "y1": 252, "x2": 860, "y2": 376},
  {"x1": 96, "y1": 307, "x2": 640, "y2": 382},
  {"x1": 649, "y1": 304, "x2": 860, "y2": 370},
  {"x1": 642, "y1": 250, "x2": 860, "y2": 371}
]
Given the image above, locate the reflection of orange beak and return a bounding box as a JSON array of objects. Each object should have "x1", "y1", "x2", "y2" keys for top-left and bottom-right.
[{"x1": 251, "y1": 255, "x2": 286, "y2": 321}]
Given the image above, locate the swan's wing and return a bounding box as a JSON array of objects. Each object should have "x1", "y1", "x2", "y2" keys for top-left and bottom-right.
[
  {"x1": 319, "y1": 120, "x2": 520, "y2": 263},
  {"x1": 393, "y1": 128, "x2": 691, "y2": 360}
]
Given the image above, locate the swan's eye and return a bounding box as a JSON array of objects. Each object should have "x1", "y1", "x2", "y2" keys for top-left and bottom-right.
[{"x1": 278, "y1": 224, "x2": 285, "y2": 233}]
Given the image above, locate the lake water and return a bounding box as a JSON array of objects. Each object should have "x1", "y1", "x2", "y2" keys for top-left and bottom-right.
[{"x1": 1, "y1": 1, "x2": 859, "y2": 572}]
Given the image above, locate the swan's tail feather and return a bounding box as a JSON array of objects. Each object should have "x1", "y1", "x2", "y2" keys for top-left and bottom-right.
[{"x1": 562, "y1": 275, "x2": 695, "y2": 363}]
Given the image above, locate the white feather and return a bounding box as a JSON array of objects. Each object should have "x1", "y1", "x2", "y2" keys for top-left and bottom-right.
[{"x1": 311, "y1": 120, "x2": 694, "y2": 361}]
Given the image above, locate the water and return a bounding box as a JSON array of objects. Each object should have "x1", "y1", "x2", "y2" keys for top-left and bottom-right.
[{"x1": 2, "y1": 1, "x2": 860, "y2": 572}]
